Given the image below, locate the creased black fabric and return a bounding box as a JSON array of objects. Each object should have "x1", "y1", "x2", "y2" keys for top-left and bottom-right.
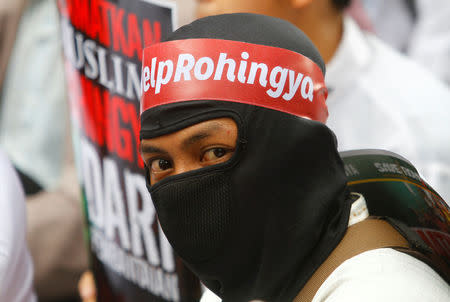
[{"x1": 140, "y1": 14, "x2": 352, "y2": 302}]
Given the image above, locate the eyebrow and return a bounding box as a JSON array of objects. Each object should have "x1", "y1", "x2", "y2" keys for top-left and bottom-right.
[
  {"x1": 182, "y1": 132, "x2": 210, "y2": 147},
  {"x1": 181, "y1": 122, "x2": 223, "y2": 147},
  {"x1": 140, "y1": 121, "x2": 226, "y2": 154},
  {"x1": 139, "y1": 144, "x2": 168, "y2": 154}
]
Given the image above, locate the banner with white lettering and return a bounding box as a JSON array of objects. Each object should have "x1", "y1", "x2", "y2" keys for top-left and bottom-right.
[
  {"x1": 141, "y1": 39, "x2": 328, "y2": 122},
  {"x1": 57, "y1": 1, "x2": 201, "y2": 301}
]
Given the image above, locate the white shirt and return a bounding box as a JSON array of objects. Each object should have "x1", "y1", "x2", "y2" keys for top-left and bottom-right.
[
  {"x1": 313, "y1": 194, "x2": 449, "y2": 301},
  {"x1": 0, "y1": 150, "x2": 36, "y2": 302},
  {"x1": 361, "y1": 0, "x2": 450, "y2": 86},
  {"x1": 200, "y1": 194, "x2": 449, "y2": 301},
  {"x1": 326, "y1": 17, "x2": 450, "y2": 204},
  {"x1": 313, "y1": 248, "x2": 450, "y2": 302}
]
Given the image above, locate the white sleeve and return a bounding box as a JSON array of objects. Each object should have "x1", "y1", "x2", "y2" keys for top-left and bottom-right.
[
  {"x1": 0, "y1": 150, "x2": 37, "y2": 302},
  {"x1": 312, "y1": 248, "x2": 450, "y2": 302}
]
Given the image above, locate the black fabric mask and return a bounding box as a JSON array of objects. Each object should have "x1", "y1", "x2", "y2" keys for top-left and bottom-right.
[
  {"x1": 140, "y1": 14, "x2": 352, "y2": 302},
  {"x1": 142, "y1": 101, "x2": 351, "y2": 302}
]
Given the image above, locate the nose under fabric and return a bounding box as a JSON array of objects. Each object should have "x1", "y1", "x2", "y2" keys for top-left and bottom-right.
[{"x1": 151, "y1": 170, "x2": 233, "y2": 263}]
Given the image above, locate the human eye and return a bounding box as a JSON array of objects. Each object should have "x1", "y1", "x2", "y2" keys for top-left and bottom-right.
[
  {"x1": 150, "y1": 158, "x2": 173, "y2": 173},
  {"x1": 201, "y1": 147, "x2": 233, "y2": 163}
]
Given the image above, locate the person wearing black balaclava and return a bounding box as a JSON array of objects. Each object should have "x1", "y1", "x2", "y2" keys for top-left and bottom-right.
[{"x1": 121, "y1": 13, "x2": 450, "y2": 302}]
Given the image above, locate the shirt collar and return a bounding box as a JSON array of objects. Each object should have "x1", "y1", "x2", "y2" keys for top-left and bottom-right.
[
  {"x1": 326, "y1": 17, "x2": 372, "y2": 92},
  {"x1": 348, "y1": 193, "x2": 369, "y2": 227}
]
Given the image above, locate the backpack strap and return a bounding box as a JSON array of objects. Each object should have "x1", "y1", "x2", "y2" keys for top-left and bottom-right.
[{"x1": 293, "y1": 218, "x2": 410, "y2": 302}]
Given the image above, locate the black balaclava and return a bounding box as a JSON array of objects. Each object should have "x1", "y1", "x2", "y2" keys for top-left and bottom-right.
[{"x1": 140, "y1": 14, "x2": 351, "y2": 302}]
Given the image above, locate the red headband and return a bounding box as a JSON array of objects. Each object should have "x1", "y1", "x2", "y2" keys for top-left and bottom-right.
[{"x1": 141, "y1": 39, "x2": 328, "y2": 122}]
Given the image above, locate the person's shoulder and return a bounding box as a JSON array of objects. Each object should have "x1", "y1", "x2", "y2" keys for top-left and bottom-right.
[
  {"x1": 0, "y1": 149, "x2": 26, "y2": 217},
  {"x1": 0, "y1": 149, "x2": 16, "y2": 179},
  {"x1": 312, "y1": 248, "x2": 450, "y2": 302},
  {"x1": 0, "y1": 150, "x2": 36, "y2": 302},
  {"x1": 0, "y1": 149, "x2": 27, "y2": 270},
  {"x1": 0, "y1": 149, "x2": 26, "y2": 255}
]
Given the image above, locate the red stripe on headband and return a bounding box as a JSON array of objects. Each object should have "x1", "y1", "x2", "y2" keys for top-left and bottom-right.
[{"x1": 141, "y1": 39, "x2": 328, "y2": 122}]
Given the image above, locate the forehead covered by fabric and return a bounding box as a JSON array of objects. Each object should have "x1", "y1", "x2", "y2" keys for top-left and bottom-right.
[
  {"x1": 141, "y1": 39, "x2": 328, "y2": 122},
  {"x1": 141, "y1": 38, "x2": 328, "y2": 122}
]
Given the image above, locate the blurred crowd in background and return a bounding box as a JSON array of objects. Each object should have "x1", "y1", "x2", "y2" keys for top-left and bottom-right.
[{"x1": 0, "y1": 0, "x2": 449, "y2": 302}]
